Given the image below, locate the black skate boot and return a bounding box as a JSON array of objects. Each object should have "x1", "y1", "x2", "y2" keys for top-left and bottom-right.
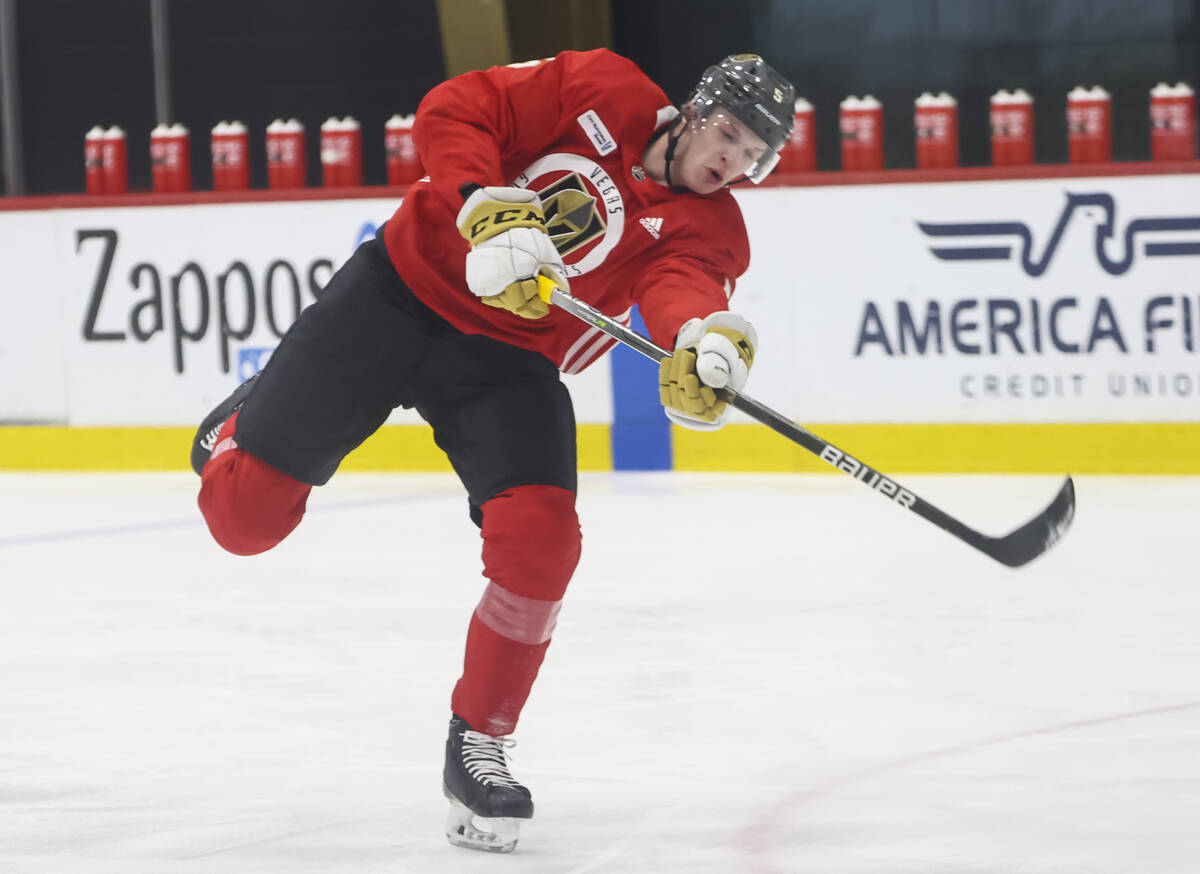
[
  {"x1": 190, "y1": 374, "x2": 259, "y2": 475},
  {"x1": 443, "y1": 714, "x2": 533, "y2": 853}
]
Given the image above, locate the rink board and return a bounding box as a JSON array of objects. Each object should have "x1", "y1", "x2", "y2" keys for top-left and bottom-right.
[
  {"x1": 1, "y1": 421, "x2": 1197, "y2": 473},
  {"x1": 2, "y1": 168, "x2": 1199, "y2": 472}
]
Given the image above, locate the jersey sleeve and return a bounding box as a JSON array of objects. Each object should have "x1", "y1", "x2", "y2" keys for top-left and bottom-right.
[
  {"x1": 632, "y1": 196, "x2": 752, "y2": 349},
  {"x1": 413, "y1": 49, "x2": 651, "y2": 207}
]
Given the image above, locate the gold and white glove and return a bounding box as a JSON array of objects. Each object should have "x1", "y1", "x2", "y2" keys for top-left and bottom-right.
[
  {"x1": 658, "y1": 312, "x2": 757, "y2": 430},
  {"x1": 456, "y1": 185, "x2": 568, "y2": 320}
]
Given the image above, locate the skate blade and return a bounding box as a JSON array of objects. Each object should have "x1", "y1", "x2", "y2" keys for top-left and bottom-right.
[{"x1": 444, "y1": 798, "x2": 522, "y2": 853}]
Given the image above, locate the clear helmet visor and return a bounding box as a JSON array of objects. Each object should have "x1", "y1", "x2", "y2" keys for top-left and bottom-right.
[{"x1": 685, "y1": 102, "x2": 780, "y2": 184}]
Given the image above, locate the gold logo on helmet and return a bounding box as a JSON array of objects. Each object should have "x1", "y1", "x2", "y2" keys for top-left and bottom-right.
[{"x1": 537, "y1": 173, "x2": 606, "y2": 256}]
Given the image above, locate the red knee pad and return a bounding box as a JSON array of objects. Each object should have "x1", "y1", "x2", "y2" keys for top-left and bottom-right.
[
  {"x1": 197, "y1": 414, "x2": 312, "y2": 556},
  {"x1": 479, "y1": 485, "x2": 581, "y2": 602}
]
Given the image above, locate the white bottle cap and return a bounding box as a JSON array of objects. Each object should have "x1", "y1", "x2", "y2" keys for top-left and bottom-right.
[
  {"x1": 86, "y1": 125, "x2": 107, "y2": 139},
  {"x1": 1068, "y1": 85, "x2": 1091, "y2": 101},
  {"x1": 343, "y1": 116, "x2": 360, "y2": 130},
  {"x1": 1088, "y1": 85, "x2": 1110, "y2": 100},
  {"x1": 1012, "y1": 88, "x2": 1033, "y2": 103},
  {"x1": 151, "y1": 123, "x2": 171, "y2": 137},
  {"x1": 794, "y1": 97, "x2": 813, "y2": 112},
  {"x1": 212, "y1": 121, "x2": 230, "y2": 134},
  {"x1": 104, "y1": 125, "x2": 126, "y2": 138},
  {"x1": 860, "y1": 94, "x2": 881, "y2": 109},
  {"x1": 1176, "y1": 82, "x2": 1195, "y2": 96},
  {"x1": 386, "y1": 113, "x2": 415, "y2": 129},
  {"x1": 227, "y1": 120, "x2": 247, "y2": 134},
  {"x1": 915, "y1": 91, "x2": 955, "y2": 108},
  {"x1": 840, "y1": 95, "x2": 861, "y2": 110},
  {"x1": 991, "y1": 88, "x2": 1011, "y2": 103},
  {"x1": 321, "y1": 117, "x2": 341, "y2": 131},
  {"x1": 286, "y1": 118, "x2": 305, "y2": 131}
]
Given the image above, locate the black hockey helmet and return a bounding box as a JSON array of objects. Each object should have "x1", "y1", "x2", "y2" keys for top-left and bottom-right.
[{"x1": 684, "y1": 53, "x2": 795, "y2": 183}]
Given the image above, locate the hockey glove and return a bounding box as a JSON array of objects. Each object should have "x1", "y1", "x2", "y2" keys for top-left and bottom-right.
[
  {"x1": 658, "y1": 312, "x2": 757, "y2": 430},
  {"x1": 456, "y1": 185, "x2": 568, "y2": 320}
]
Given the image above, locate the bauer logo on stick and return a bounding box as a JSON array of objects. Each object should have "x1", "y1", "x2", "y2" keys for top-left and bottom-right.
[{"x1": 819, "y1": 445, "x2": 917, "y2": 507}]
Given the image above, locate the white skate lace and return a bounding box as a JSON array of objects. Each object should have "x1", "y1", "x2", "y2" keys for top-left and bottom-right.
[{"x1": 460, "y1": 730, "x2": 521, "y2": 788}]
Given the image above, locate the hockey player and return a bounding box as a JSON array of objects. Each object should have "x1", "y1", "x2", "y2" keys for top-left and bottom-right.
[{"x1": 191, "y1": 50, "x2": 794, "y2": 853}]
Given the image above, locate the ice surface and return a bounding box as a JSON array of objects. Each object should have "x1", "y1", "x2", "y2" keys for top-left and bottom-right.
[{"x1": 1, "y1": 471, "x2": 1197, "y2": 873}]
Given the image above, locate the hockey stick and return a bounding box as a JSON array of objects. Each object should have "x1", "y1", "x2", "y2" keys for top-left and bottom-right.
[{"x1": 536, "y1": 276, "x2": 1075, "y2": 568}]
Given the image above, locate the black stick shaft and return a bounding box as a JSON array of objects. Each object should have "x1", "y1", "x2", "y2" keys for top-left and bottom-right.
[{"x1": 546, "y1": 285, "x2": 1074, "y2": 568}]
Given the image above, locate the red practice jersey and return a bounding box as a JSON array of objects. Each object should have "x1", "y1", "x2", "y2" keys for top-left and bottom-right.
[{"x1": 382, "y1": 49, "x2": 751, "y2": 374}]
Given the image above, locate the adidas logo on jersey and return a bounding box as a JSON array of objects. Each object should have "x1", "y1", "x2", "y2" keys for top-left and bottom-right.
[{"x1": 639, "y1": 216, "x2": 663, "y2": 239}]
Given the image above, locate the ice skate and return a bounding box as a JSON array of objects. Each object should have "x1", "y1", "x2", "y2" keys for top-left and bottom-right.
[
  {"x1": 443, "y1": 714, "x2": 532, "y2": 853},
  {"x1": 190, "y1": 373, "x2": 259, "y2": 475}
]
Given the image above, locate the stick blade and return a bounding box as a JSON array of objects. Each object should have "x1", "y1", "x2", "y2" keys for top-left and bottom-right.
[{"x1": 982, "y1": 476, "x2": 1076, "y2": 568}]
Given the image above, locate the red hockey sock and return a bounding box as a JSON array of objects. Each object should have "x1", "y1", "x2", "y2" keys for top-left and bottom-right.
[
  {"x1": 197, "y1": 412, "x2": 312, "y2": 556},
  {"x1": 451, "y1": 485, "x2": 581, "y2": 735}
]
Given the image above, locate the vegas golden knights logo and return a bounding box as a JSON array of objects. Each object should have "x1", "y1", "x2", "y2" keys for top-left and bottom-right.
[{"x1": 537, "y1": 173, "x2": 606, "y2": 256}]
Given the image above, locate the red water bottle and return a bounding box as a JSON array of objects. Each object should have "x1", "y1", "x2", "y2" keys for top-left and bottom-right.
[
  {"x1": 839, "y1": 95, "x2": 862, "y2": 171},
  {"x1": 212, "y1": 120, "x2": 250, "y2": 191},
  {"x1": 211, "y1": 121, "x2": 230, "y2": 190},
  {"x1": 85, "y1": 126, "x2": 105, "y2": 194},
  {"x1": 150, "y1": 124, "x2": 172, "y2": 192},
  {"x1": 267, "y1": 118, "x2": 307, "y2": 188},
  {"x1": 1067, "y1": 85, "x2": 1111, "y2": 163},
  {"x1": 991, "y1": 89, "x2": 1035, "y2": 166},
  {"x1": 265, "y1": 119, "x2": 283, "y2": 188},
  {"x1": 1150, "y1": 82, "x2": 1197, "y2": 161},
  {"x1": 385, "y1": 114, "x2": 423, "y2": 184},
  {"x1": 842, "y1": 95, "x2": 883, "y2": 171},
  {"x1": 343, "y1": 116, "x2": 363, "y2": 187},
  {"x1": 154, "y1": 121, "x2": 192, "y2": 190},
  {"x1": 321, "y1": 117, "x2": 344, "y2": 186},
  {"x1": 321, "y1": 117, "x2": 364, "y2": 187},
  {"x1": 775, "y1": 98, "x2": 816, "y2": 173},
  {"x1": 152, "y1": 123, "x2": 191, "y2": 192},
  {"x1": 102, "y1": 125, "x2": 128, "y2": 194},
  {"x1": 915, "y1": 91, "x2": 958, "y2": 169}
]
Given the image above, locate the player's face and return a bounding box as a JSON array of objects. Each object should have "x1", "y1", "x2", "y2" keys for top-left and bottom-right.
[{"x1": 676, "y1": 110, "x2": 769, "y2": 194}]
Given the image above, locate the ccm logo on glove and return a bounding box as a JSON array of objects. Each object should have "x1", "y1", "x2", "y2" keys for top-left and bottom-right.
[
  {"x1": 658, "y1": 312, "x2": 757, "y2": 430},
  {"x1": 456, "y1": 185, "x2": 568, "y2": 320},
  {"x1": 463, "y1": 206, "x2": 547, "y2": 243}
]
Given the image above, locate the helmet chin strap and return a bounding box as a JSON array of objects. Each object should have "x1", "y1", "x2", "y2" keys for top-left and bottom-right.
[{"x1": 662, "y1": 120, "x2": 692, "y2": 194}]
